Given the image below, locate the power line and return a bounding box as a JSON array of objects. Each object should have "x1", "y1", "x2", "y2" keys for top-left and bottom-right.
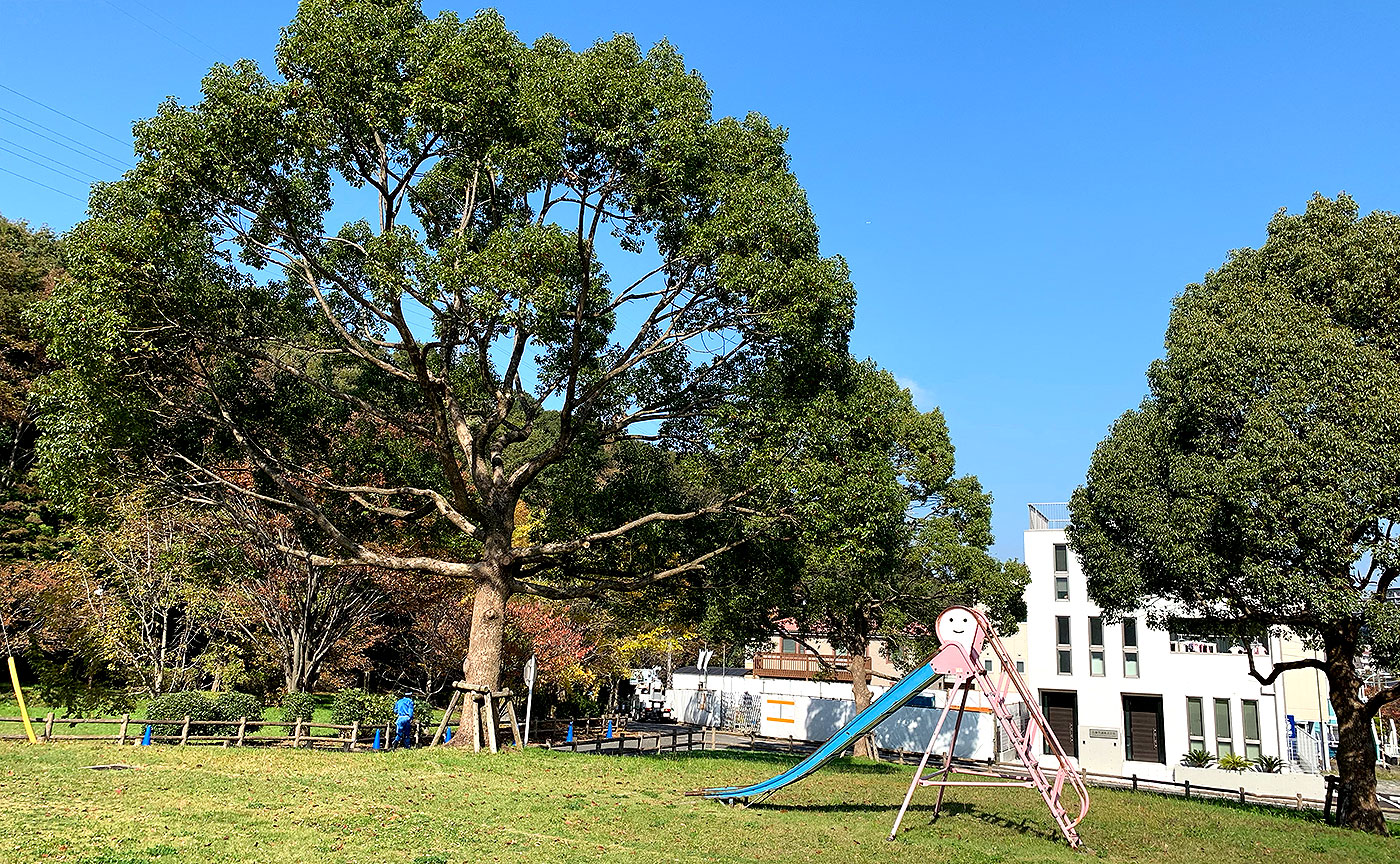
[
  {"x1": 98, "y1": 0, "x2": 214, "y2": 65},
  {"x1": 0, "y1": 106, "x2": 131, "y2": 171},
  {"x1": 119, "y1": 0, "x2": 237, "y2": 65},
  {"x1": 0, "y1": 141, "x2": 93, "y2": 185},
  {"x1": 0, "y1": 82, "x2": 130, "y2": 147},
  {"x1": 0, "y1": 165, "x2": 85, "y2": 203},
  {"x1": 0, "y1": 134, "x2": 104, "y2": 182}
]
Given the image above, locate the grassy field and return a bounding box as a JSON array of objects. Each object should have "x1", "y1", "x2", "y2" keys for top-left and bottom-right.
[{"x1": 0, "y1": 742, "x2": 1394, "y2": 864}]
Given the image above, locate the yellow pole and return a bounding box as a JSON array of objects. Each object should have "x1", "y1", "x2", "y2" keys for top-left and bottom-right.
[{"x1": 8, "y1": 656, "x2": 37, "y2": 743}]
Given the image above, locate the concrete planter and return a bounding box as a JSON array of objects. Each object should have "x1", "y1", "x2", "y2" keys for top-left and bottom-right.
[{"x1": 1174, "y1": 765, "x2": 1326, "y2": 798}]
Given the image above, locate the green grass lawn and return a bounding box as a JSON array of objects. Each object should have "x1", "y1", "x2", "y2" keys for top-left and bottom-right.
[{"x1": 0, "y1": 742, "x2": 1393, "y2": 864}]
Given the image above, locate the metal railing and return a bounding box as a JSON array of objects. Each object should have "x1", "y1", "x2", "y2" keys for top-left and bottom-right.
[{"x1": 1028, "y1": 503, "x2": 1071, "y2": 530}]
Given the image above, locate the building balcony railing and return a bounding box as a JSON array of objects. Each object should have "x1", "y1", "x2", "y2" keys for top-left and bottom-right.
[
  {"x1": 751, "y1": 651, "x2": 872, "y2": 681},
  {"x1": 1028, "y1": 502, "x2": 1071, "y2": 530}
]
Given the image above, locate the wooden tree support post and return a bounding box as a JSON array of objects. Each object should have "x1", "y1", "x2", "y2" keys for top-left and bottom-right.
[
  {"x1": 431, "y1": 690, "x2": 460, "y2": 747},
  {"x1": 483, "y1": 693, "x2": 499, "y2": 754},
  {"x1": 503, "y1": 693, "x2": 523, "y2": 748},
  {"x1": 117, "y1": 714, "x2": 130, "y2": 746}
]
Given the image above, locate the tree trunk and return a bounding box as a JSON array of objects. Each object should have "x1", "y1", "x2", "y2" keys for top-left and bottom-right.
[
  {"x1": 1324, "y1": 631, "x2": 1387, "y2": 834},
  {"x1": 849, "y1": 646, "x2": 877, "y2": 760},
  {"x1": 462, "y1": 542, "x2": 512, "y2": 691}
]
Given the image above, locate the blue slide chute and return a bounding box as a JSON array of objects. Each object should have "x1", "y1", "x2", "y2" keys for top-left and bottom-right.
[{"x1": 698, "y1": 660, "x2": 944, "y2": 804}]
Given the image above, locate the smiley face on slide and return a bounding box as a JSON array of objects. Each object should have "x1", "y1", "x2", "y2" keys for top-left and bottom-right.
[{"x1": 935, "y1": 606, "x2": 986, "y2": 657}]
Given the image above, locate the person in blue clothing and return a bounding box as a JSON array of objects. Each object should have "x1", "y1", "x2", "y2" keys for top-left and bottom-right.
[{"x1": 394, "y1": 692, "x2": 415, "y2": 748}]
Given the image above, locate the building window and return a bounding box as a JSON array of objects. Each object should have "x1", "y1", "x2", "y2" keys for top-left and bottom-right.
[
  {"x1": 1016, "y1": 660, "x2": 1025, "y2": 674},
  {"x1": 1122, "y1": 618, "x2": 1139, "y2": 678},
  {"x1": 984, "y1": 659, "x2": 993, "y2": 672},
  {"x1": 1056, "y1": 615, "x2": 1072, "y2": 674},
  {"x1": 1053, "y1": 544, "x2": 1069, "y2": 600},
  {"x1": 1123, "y1": 695, "x2": 1165, "y2": 763},
  {"x1": 1214, "y1": 699, "x2": 1233, "y2": 757},
  {"x1": 1242, "y1": 700, "x2": 1261, "y2": 761},
  {"x1": 781, "y1": 637, "x2": 798, "y2": 654},
  {"x1": 1186, "y1": 697, "x2": 1205, "y2": 752},
  {"x1": 1088, "y1": 617, "x2": 1105, "y2": 676}
]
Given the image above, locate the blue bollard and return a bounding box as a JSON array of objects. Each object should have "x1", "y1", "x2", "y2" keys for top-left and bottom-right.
[
  {"x1": 141, "y1": 725, "x2": 152, "y2": 746},
  {"x1": 444, "y1": 726, "x2": 453, "y2": 743},
  {"x1": 566, "y1": 722, "x2": 573, "y2": 743},
  {"x1": 373, "y1": 729, "x2": 381, "y2": 750},
  {"x1": 607, "y1": 720, "x2": 613, "y2": 739}
]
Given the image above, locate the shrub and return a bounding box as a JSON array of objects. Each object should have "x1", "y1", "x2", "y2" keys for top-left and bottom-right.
[
  {"x1": 145, "y1": 692, "x2": 217, "y2": 737},
  {"x1": 329, "y1": 689, "x2": 394, "y2": 728},
  {"x1": 281, "y1": 691, "x2": 316, "y2": 723},
  {"x1": 211, "y1": 692, "x2": 263, "y2": 727},
  {"x1": 1218, "y1": 752, "x2": 1252, "y2": 772},
  {"x1": 1180, "y1": 748, "x2": 1215, "y2": 768},
  {"x1": 1253, "y1": 754, "x2": 1285, "y2": 773}
]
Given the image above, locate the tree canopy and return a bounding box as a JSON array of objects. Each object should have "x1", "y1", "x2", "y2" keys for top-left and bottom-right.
[
  {"x1": 1068, "y1": 193, "x2": 1400, "y2": 833},
  {"x1": 33, "y1": 0, "x2": 855, "y2": 692}
]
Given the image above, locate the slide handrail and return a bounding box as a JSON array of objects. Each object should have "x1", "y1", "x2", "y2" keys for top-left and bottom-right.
[{"x1": 976, "y1": 611, "x2": 1090, "y2": 828}]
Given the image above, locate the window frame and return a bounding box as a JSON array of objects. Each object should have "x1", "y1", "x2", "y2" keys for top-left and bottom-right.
[
  {"x1": 1242, "y1": 699, "x2": 1261, "y2": 761},
  {"x1": 1056, "y1": 615, "x2": 1072, "y2": 675},
  {"x1": 1214, "y1": 698, "x2": 1233, "y2": 758},
  {"x1": 1053, "y1": 544, "x2": 1070, "y2": 600},
  {"x1": 1186, "y1": 697, "x2": 1205, "y2": 753},
  {"x1": 1122, "y1": 618, "x2": 1140, "y2": 678},
  {"x1": 1088, "y1": 616, "x2": 1105, "y2": 677}
]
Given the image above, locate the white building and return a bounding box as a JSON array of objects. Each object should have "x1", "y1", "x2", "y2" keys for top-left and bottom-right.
[{"x1": 1023, "y1": 503, "x2": 1329, "y2": 782}]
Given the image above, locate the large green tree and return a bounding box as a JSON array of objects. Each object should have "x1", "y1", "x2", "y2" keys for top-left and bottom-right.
[
  {"x1": 33, "y1": 1, "x2": 853, "y2": 692},
  {"x1": 0, "y1": 215, "x2": 68, "y2": 565},
  {"x1": 1069, "y1": 194, "x2": 1400, "y2": 833},
  {"x1": 774, "y1": 359, "x2": 1028, "y2": 757}
]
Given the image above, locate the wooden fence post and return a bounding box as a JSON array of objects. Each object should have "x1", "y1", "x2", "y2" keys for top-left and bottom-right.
[
  {"x1": 348, "y1": 721, "x2": 359, "y2": 752},
  {"x1": 117, "y1": 714, "x2": 130, "y2": 746},
  {"x1": 237, "y1": 717, "x2": 247, "y2": 747},
  {"x1": 179, "y1": 716, "x2": 191, "y2": 746},
  {"x1": 42, "y1": 712, "x2": 54, "y2": 742}
]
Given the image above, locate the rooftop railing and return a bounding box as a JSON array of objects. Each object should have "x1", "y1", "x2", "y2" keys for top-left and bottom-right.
[{"x1": 1028, "y1": 502, "x2": 1071, "y2": 530}]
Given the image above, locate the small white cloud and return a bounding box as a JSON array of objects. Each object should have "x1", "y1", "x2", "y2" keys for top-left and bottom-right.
[{"x1": 896, "y1": 375, "x2": 934, "y2": 410}]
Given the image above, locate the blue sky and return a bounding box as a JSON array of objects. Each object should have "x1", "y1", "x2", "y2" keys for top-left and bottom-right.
[{"x1": 3, "y1": 2, "x2": 1400, "y2": 560}]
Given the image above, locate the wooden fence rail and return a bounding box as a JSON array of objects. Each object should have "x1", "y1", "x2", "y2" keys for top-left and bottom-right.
[{"x1": 0, "y1": 714, "x2": 398, "y2": 751}]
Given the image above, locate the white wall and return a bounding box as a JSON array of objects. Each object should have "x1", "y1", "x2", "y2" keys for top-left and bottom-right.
[{"x1": 666, "y1": 672, "x2": 1000, "y2": 759}]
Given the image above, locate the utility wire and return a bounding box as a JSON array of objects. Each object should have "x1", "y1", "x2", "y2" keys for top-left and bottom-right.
[
  {"x1": 118, "y1": 0, "x2": 237, "y2": 65},
  {"x1": 0, "y1": 134, "x2": 104, "y2": 183},
  {"x1": 0, "y1": 141, "x2": 92, "y2": 185},
  {"x1": 0, "y1": 108, "x2": 131, "y2": 171},
  {"x1": 98, "y1": 0, "x2": 214, "y2": 65},
  {"x1": 0, "y1": 165, "x2": 84, "y2": 203},
  {"x1": 0, "y1": 82, "x2": 130, "y2": 148}
]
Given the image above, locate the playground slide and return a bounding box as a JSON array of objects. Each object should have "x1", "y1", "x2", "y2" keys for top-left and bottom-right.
[{"x1": 700, "y1": 660, "x2": 944, "y2": 803}]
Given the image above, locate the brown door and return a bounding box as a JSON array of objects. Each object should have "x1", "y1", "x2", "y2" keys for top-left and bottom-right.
[
  {"x1": 1040, "y1": 690, "x2": 1078, "y2": 757},
  {"x1": 1122, "y1": 695, "x2": 1165, "y2": 763}
]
